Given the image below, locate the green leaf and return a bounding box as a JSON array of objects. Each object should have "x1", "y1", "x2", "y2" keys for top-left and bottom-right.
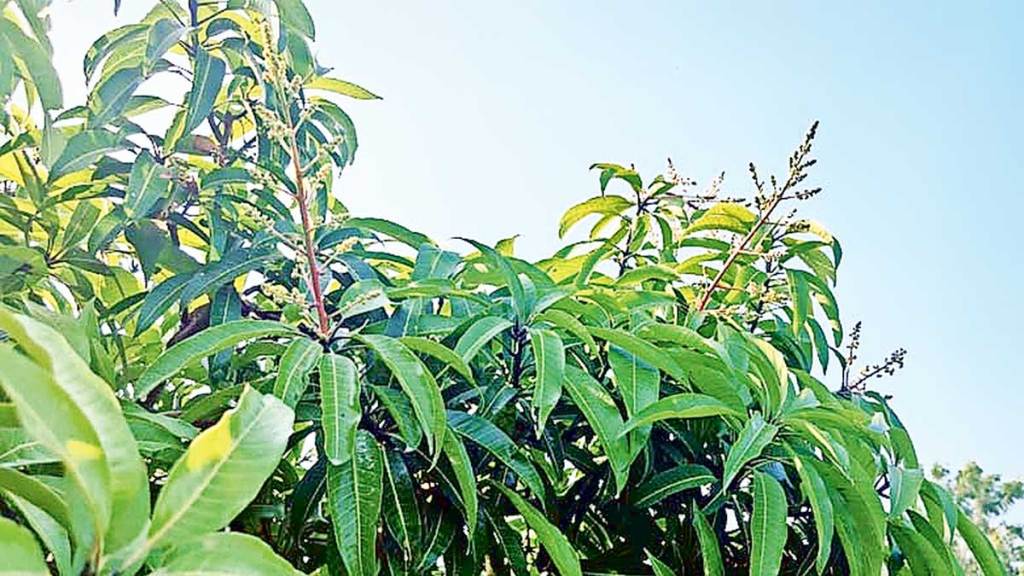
[
  {"x1": 786, "y1": 268, "x2": 811, "y2": 336},
  {"x1": 794, "y1": 455, "x2": 834, "y2": 573},
  {"x1": 558, "y1": 195, "x2": 633, "y2": 238},
  {"x1": 4, "y1": 493, "x2": 72, "y2": 576},
  {"x1": 529, "y1": 328, "x2": 564, "y2": 433},
  {"x1": 371, "y1": 385, "x2": 422, "y2": 449},
  {"x1": 0, "y1": 516, "x2": 49, "y2": 575},
  {"x1": 684, "y1": 202, "x2": 757, "y2": 236},
  {"x1": 957, "y1": 508, "x2": 1008, "y2": 576},
  {"x1": 135, "y1": 320, "x2": 298, "y2": 398},
  {"x1": 589, "y1": 326, "x2": 687, "y2": 381},
  {"x1": 562, "y1": 366, "x2": 631, "y2": 495},
  {"x1": 447, "y1": 411, "x2": 544, "y2": 497},
  {"x1": 0, "y1": 18, "x2": 62, "y2": 110},
  {"x1": 135, "y1": 272, "x2": 193, "y2": 335},
  {"x1": 357, "y1": 334, "x2": 445, "y2": 456},
  {"x1": 442, "y1": 429, "x2": 478, "y2": 537},
  {"x1": 889, "y1": 520, "x2": 950, "y2": 576},
  {"x1": 382, "y1": 450, "x2": 421, "y2": 561},
  {"x1": 176, "y1": 47, "x2": 225, "y2": 148},
  {"x1": 180, "y1": 250, "x2": 274, "y2": 305},
  {"x1": 631, "y1": 464, "x2": 715, "y2": 508},
  {"x1": 722, "y1": 413, "x2": 778, "y2": 490},
  {"x1": 619, "y1": 393, "x2": 740, "y2": 438},
  {"x1": 400, "y1": 336, "x2": 475, "y2": 386},
  {"x1": 147, "y1": 387, "x2": 294, "y2": 550},
  {"x1": 693, "y1": 504, "x2": 724, "y2": 576},
  {"x1": 149, "y1": 532, "x2": 302, "y2": 575},
  {"x1": 607, "y1": 345, "x2": 659, "y2": 459},
  {"x1": 123, "y1": 150, "x2": 171, "y2": 220},
  {"x1": 88, "y1": 65, "x2": 144, "y2": 126},
  {"x1": 0, "y1": 347, "x2": 109, "y2": 560},
  {"x1": 534, "y1": 308, "x2": 596, "y2": 352},
  {"x1": 646, "y1": 550, "x2": 676, "y2": 576},
  {"x1": 888, "y1": 465, "x2": 924, "y2": 519},
  {"x1": 274, "y1": 0, "x2": 316, "y2": 38},
  {"x1": 49, "y1": 129, "x2": 121, "y2": 181},
  {"x1": 272, "y1": 338, "x2": 322, "y2": 408},
  {"x1": 454, "y1": 315, "x2": 512, "y2": 363},
  {"x1": 320, "y1": 354, "x2": 360, "y2": 465},
  {"x1": 344, "y1": 217, "x2": 432, "y2": 249},
  {"x1": 327, "y1": 431, "x2": 383, "y2": 576},
  {"x1": 306, "y1": 76, "x2": 380, "y2": 99},
  {"x1": 0, "y1": 310, "x2": 149, "y2": 555},
  {"x1": 144, "y1": 18, "x2": 184, "y2": 71},
  {"x1": 460, "y1": 238, "x2": 528, "y2": 321},
  {"x1": 0, "y1": 468, "x2": 70, "y2": 529},
  {"x1": 750, "y1": 471, "x2": 787, "y2": 576},
  {"x1": 493, "y1": 483, "x2": 582, "y2": 576},
  {"x1": 60, "y1": 201, "x2": 102, "y2": 252}
]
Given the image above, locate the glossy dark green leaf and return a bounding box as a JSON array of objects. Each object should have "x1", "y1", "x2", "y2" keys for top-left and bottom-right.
[
  {"x1": 382, "y1": 450, "x2": 420, "y2": 561},
  {"x1": 529, "y1": 328, "x2": 564, "y2": 433},
  {"x1": 135, "y1": 321, "x2": 299, "y2": 398},
  {"x1": 320, "y1": 354, "x2": 360, "y2": 465},
  {"x1": 631, "y1": 464, "x2": 715, "y2": 508},
  {"x1": 447, "y1": 411, "x2": 544, "y2": 497},
  {"x1": 750, "y1": 471, "x2": 787, "y2": 576},
  {"x1": 493, "y1": 483, "x2": 582, "y2": 576},
  {"x1": 693, "y1": 504, "x2": 724, "y2": 576},
  {"x1": 562, "y1": 365, "x2": 630, "y2": 495},
  {"x1": 272, "y1": 338, "x2": 321, "y2": 408},
  {"x1": 327, "y1": 431, "x2": 383, "y2": 576},
  {"x1": 357, "y1": 334, "x2": 445, "y2": 455}
]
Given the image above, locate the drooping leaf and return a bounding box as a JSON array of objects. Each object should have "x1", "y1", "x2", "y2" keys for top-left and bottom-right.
[
  {"x1": 357, "y1": 334, "x2": 445, "y2": 455},
  {"x1": 493, "y1": 483, "x2": 582, "y2": 576},
  {"x1": 447, "y1": 411, "x2": 544, "y2": 497},
  {"x1": 382, "y1": 450, "x2": 421, "y2": 562},
  {"x1": 631, "y1": 464, "x2": 715, "y2": 508},
  {"x1": 693, "y1": 505, "x2": 724, "y2": 576},
  {"x1": 320, "y1": 354, "x2": 360, "y2": 465},
  {"x1": 750, "y1": 471, "x2": 787, "y2": 576},
  {"x1": 442, "y1": 428, "x2": 478, "y2": 536},
  {"x1": 529, "y1": 328, "x2": 564, "y2": 433},
  {"x1": 562, "y1": 365, "x2": 631, "y2": 495},
  {"x1": 793, "y1": 455, "x2": 834, "y2": 573},
  {"x1": 327, "y1": 431, "x2": 383, "y2": 576},
  {"x1": 721, "y1": 413, "x2": 778, "y2": 490},
  {"x1": 272, "y1": 338, "x2": 322, "y2": 408},
  {"x1": 957, "y1": 508, "x2": 1009, "y2": 576}
]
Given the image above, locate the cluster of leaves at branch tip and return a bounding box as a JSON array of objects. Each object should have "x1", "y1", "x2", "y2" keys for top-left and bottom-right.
[{"x1": 0, "y1": 0, "x2": 1012, "y2": 575}]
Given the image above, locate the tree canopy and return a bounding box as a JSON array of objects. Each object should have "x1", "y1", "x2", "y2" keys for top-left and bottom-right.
[{"x1": 0, "y1": 0, "x2": 1011, "y2": 574}]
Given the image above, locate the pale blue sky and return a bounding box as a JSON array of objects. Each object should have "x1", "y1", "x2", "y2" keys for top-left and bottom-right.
[{"x1": 50, "y1": 1, "x2": 1022, "y2": 493}]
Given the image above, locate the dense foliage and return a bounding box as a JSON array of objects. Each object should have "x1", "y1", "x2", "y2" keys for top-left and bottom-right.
[{"x1": 0, "y1": 0, "x2": 1010, "y2": 574}]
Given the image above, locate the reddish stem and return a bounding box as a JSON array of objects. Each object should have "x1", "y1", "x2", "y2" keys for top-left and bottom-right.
[{"x1": 290, "y1": 140, "x2": 331, "y2": 339}]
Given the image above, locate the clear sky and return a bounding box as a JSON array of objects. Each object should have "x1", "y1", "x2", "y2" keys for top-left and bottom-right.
[{"x1": 48, "y1": 1, "x2": 1022, "y2": 497}]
